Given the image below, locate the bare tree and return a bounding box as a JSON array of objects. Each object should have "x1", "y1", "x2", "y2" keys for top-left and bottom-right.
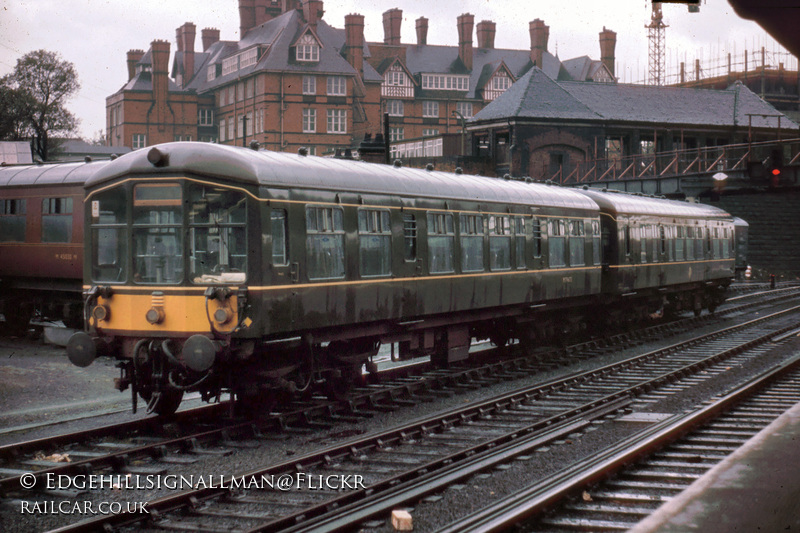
[{"x1": 3, "y1": 50, "x2": 80, "y2": 161}]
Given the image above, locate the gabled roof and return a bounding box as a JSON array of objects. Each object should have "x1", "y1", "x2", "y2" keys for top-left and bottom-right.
[
  {"x1": 475, "y1": 60, "x2": 515, "y2": 97},
  {"x1": 471, "y1": 67, "x2": 799, "y2": 130},
  {"x1": 560, "y1": 56, "x2": 612, "y2": 82}
]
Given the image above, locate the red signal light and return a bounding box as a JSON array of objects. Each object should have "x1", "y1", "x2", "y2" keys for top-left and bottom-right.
[{"x1": 772, "y1": 168, "x2": 781, "y2": 176}]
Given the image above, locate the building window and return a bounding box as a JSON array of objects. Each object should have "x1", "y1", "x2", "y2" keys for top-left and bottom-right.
[
  {"x1": 219, "y1": 119, "x2": 226, "y2": 142},
  {"x1": 132, "y1": 134, "x2": 146, "y2": 149},
  {"x1": 389, "y1": 127, "x2": 404, "y2": 142},
  {"x1": 303, "y1": 108, "x2": 316, "y2": 133},
  {"x1": 422, "y1": 101, "x2": 439, "y2": 118},
  {"x1": 303, "y1": 75, "x2": 316, "y2": 95},
  {"x1": 207, "y1": 64, "x2": 217, "y2": 81},
  {"x1": 358, "y1": 209, "x2": 392, "y2": 277},
  {"x1": 387, "y1": 99, "x2": 404, "y2": 117},
  {"x1": 427, "y1": 212, "x2": 454, "y2": 273},
  {"x1": 245, "y1": 78, "x2": 254, "y2": 99},
  {"x1": 387, "y1": 70, "x2": 405, "y2": 85},
  {"x1": 42, "y1": 197, "x2": 73, "y2": 243},
  {"x1": 327, "y1": 109, "x2": 347, "y2": 134},
  {"x1": 327, "y1": 76, "x2": 346, "y2": 96},
  {"x1": 222, "y1": 55, "x2": 238, "y2": 76},
  {"x1": 228, "y1": 86, "x2": 235, "y2": 104},
  {"x1": 460, "y1": 214, "x2": 485, "y2": 272},
  {"x1": 306, "y1": 206, "x2": 345, "y2": 280},
  {"x1": 422, "y1": 129, "x2": 439, "y2": 137},
  {"x1": 236, "y1": 82, "x2": 244, "y2": 102},
  {"x1": 421, "y1": 74, "x2": 469, "y2": 91},
  {"x1": 491, "y1": 74, "x2": 511, "y2": 91},
  {"x1": 173, "y1": 135, "x2": 192, "y2": 142},
  {"x1": 296, "y1": 33, "x2": 320, "y2": 62},
  {"x1": 239, "y1": 48, "x2": 258, "y2": 68},
  {"x1": 255, "y1": 108, "x2": 265, "y2": 133},
  {"x1": 198, "y1": 108, "x2": 214, "y2": 126},
  {"x1": 456, "y1": 101, "x2": 473, "y2": 118},
  {"x1": 227, "y1": 119, "x2": 234, "y2": 141},
  {"x1": 0, "y1": 199, "x2": 27, "y2": 242}
]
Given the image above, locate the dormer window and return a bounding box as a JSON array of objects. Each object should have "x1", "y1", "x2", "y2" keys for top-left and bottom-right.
[
  {"x1": 491, "y1": 73, "x2": 511, "y2": 91},
  {"x1": 296, "y1": 33, "x2": 320, "y2": 62}
]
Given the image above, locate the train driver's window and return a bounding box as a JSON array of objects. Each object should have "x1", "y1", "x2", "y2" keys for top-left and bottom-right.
[
  {"x1": 0, "y1": 199, "x2": 27, "y2": 242},
  {"x1": 271, "y1": 209, "x2": 288, "y2": 266},
  {"x1": 306, "y1": 206, "x2": 345, "y2": 280},
  {"x1": 90, "y1": 187, "x2": 127, "y2": 283},
  {"x1": 489, "y1": 215, "x2": 511, "y2": 271},
  {"x1": 427, "y1": 212, "x2": 454, "y2": 273},
  {"x1": 358, "y1": 208, "x2": 392, "y2": 277}
]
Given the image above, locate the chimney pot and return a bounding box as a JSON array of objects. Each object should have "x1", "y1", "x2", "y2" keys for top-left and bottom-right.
[
  {"x1": 239, "y1": 0, "x2": 256, "y2": 37},
  {"x1": 529, "y1": 19, "x2": 549, "y2": 68},
  {"x1": 599, "y1": 27, "x2": 617, "y2": 78},
  {"x1": 383, "y1": 8, "x2": 402, "y2": 46},
  {"x1": 416, "y1": 17, "x2": 428, "y2": 46},
  {"x1": 201, "y1": 28, "x2": 220, "y2": 51},
  {"x1": 302, "y1": 0, "x2": 324, "y2": 26},
  {"x1": 476, "y1": 20, "x2": 496, "y2": 49},
  {"x1": 344, "y1": 13, "x2": 365, "y2": 75},
  {"x1": 457, "y1": 13, "x2": 474, "y2": 71}
]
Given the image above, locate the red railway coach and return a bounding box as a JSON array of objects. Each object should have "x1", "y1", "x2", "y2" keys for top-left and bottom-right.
[{"x1": 0, "y1": 159, "x2": 109, "y2": 333}]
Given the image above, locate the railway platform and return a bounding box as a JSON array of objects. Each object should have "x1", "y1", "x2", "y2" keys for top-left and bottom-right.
[{"x1": 631, "y1": 397, "x2": 800, "y2": 532}]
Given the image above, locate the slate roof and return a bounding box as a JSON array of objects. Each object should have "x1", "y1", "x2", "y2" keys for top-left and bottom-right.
[{"x1": 472, "y1": 67, "x2": 798, "y2": 130}]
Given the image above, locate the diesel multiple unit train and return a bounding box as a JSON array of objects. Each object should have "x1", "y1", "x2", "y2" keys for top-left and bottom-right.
[{"x1": 1, "y1": 143, "x2": 741, "y2": 415}]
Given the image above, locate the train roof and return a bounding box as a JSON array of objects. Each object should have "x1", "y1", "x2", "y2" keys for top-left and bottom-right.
[
  {"x1": 87, "y1": 142, "x2": 600, "y2": 212},
  {"x1": 0, "y1": 160, "x2": 110, "y2": 188},
  {"x1": 578, "y1": 188, "x2": 734, "y2": 220}
]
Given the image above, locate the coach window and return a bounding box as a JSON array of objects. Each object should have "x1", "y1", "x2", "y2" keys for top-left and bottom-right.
[
  {"x1": 685, "y1": 227, "x2": 694, "y2": 260},
  {"x1": 675, "y1": 226, "x2": 685, "y2": 261},
  {"x1": 591, "y1": 220, "x2": 601, "y2": 265},
  {"x1": 0, "y1": 199, "x2": 26, "y2": 242},
  {"x1": 90, "y1": 188, "x2": 128, "y2": 282},
  {"x1": 271, "y1": 209, "x2": 288, "y2": 266},
  {"x1": 568, "y1": 220, "x2": 585, "y2": 266},
  {"x1": 403, "y1": 214, "x2": 417, "y2": 262},
  {"x1": 306, "y1": 206, "x2": 345, "y2": 279},
  {"x1": 640, "y1": 225, "x2": 649, "y2": 263},
  {"x1": 358, "y1": 208, "x2": 392, "y2": 277},
  {"x1": 42, "y1": 197, "x2": 73, "y2": 243},
  {"x1": 548, "y1": 219, "x2": 566, "y2": 267},
  {"x1": 722, "y1": 228, "x2": 730, "y2": 258},
  {"x1": 427, "y1": 212, "x2": 454, "y2": 273},
  {"x1": 188, "y1": 184, "x2": 247, "y2": 284},
  {"x1": 695, "y1": 227, "x2": 705, "y2": 259},
  {"x1": 133, "y1": 184, "x2": 183, "y2": 284},
  {"x1": 515, "y1": 217, "x2": 526, "y2": 268},
  {"x1": 532, "y1": 217, "x2": 542, "y2": 258},
  {"x1": 489, "y1": 215, "x2": 511, "y2": 271},
  {"x1": 460, "y1": 214, "x2": 485, "y2": 272}
]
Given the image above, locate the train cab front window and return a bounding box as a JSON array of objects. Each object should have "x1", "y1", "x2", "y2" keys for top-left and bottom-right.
[
  {"x1": 90, "y1": 188, "x2": 128, "y2": 283},
  {"x1": 188, "y1": 184, "x2": 247, "y2": 284},
  {"x1": 133, "y1": 184, "x2": 183, "y2": 284}
]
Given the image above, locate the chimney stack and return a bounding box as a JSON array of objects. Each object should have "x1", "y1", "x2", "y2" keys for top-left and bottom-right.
[
  {"x1": 416, "y1": 17, "x2": 428, "y2": 46},
  {"x1": 529, "y1": 19, "x2": 549, "y2": 67},
  {"x1": 239, "y1": 0, "x2": 256, "y2": 36},
  {"x1": 476, "y1": 20, "x2": 496, "y2": 49},
  {"x1": 150, "y1": 40, "x2": 171, "y2": 128},
  {"x1": 383, "y1": 8, "x2": 402, "y2": 45},
  {"x1": 178, "y1": 22, "x2": 196, "y2": 84},
  {"x1": 302, "y1": 0, "x2": 324, "y2": 26},
  {"x1": 344, "y1": 13, "x2": 365, "y2": 75},
  {"x1": 599, "y1": 27, "x2": 617, "y2": 78},
  {"x1": 457, "y1": 13, "x2": 474, "y2": 71},
  {"x1": 201, "y1": 28, "x2": 220, "y2": 51},
  {"x1": 126, "y1": 49, "x2": 145, "y2": 81}
]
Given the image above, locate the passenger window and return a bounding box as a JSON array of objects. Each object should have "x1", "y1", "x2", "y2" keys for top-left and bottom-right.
[
  {"x1": 515, "y1": 217, "x2": 526, "y2": 269},
  {"x1": 532, "y1": 217, "x2": 542, "y2": 258},
  {"x1": 548, "y1": 219, "x2": 566, "y2": 267},
  {"x1": 271, "y1": 209, "x2": 288, "y2": 266},
  {"x1": 0, "y1": 199, "x2": 27, "y2": 242},
  {"x1": 358, "y1": 208, "x2": 392, "y2": 277},
  {"x1": 624, "y1": 225, "x2": 631, "y2": 257},
  {"x1": 591, "y1": 220, "x2": 601, "y2": 265},
  {"x1": 42, "y1": 197, "x2": 73, "y2": 243},
  {"x1": 676, "y1": 226, "x2": 685, "y2": 261},
  {"x1": 427, "y1": 212, "x2": 454, "y2": 273},
  {"x1": 460, "y1": 214, "x2": 485, "y2": 272},
  {"x1": 569, "y1": 220, "x2": 585, "y2": 266},
  {"x1": 403, "y1": 214, "x2": 417, "y2": 262},
  {"x1": 489, "y1": 215, "x2": 511, "y2": 271},
  {"x1": 306, "y1": 206, "x2": 345, "y2": 279}
]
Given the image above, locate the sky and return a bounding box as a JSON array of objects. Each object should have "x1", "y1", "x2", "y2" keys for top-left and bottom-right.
[{"x1": 1, "y1": 0, "x2": 794, "y2": 140}]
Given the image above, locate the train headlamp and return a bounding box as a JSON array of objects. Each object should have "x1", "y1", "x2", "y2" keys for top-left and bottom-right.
[
  {"x1": 213, "y1": 308, "x2": 233, "y2": 324},
  {"x1": 91, "y1": 305, "x2": 110, "y2": 322},
  {"x1": 146, "y1": 307, "x2": 165, "y2": 325}
]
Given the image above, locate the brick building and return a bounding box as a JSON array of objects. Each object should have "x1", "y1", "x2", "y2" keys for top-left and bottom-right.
[{"x1": 106, "y1": 0, "x2": 615, "y2": 155}]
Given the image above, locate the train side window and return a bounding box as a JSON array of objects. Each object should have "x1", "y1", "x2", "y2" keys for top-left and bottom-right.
[
  {"x1": 515, "y1": 217, "x2": 526, "y2": 269},
  {"x1": 271, "y1": 209, "x2": 288, "y2": 266},
  {"x1": 427, "y1": 212, "x2": 454, "y2": 273},
  {"x1": 41, "y1": 197, "x2": 73, "y2": 243},
  {"x1": 306, "y1": 206, "x2": 345, "y2": 280},
  {"x1": 675, "y1": 226, "x2": 685, "y2": 261},
  {"x1": 0, "y1": 199, "x2": 27, "y2": 242},
  {"x1": 358, "y1": 208, "x2": 392, "y2": 277},
  {"x1": 532, "y1": 217, "x2": 542, "y2": 258},
  {"x1": 403, "y1": 214, "x2": 417, "y2": 262},
  {"x1": 660, "y1": 226, "x2": 667, "y2": 257},
  {"x1": 489, "y1": 215, "x2": 511, "y2": 271},
  {"x1": 548, "y1": 219, "x2": 566, "y2": 267},
  {"x1": 695, "y1": 227, "x2": 705, "y2": 258},
  {"x1": 640, "y1": 225, "x2": 648, "y2": 264},
  {"x1": 568, "y1": 220, "x2": 585, "y2": 266},
  {"x1": 460, "y1": 214, "x2": 485, "y2": 272},
  {"x1": 591, "y1": 220, "x2": 601, "y2": 265},
  {"x1": 685, "y1": 226, "x2": 694, "y2": 260},
  {"x1": 624, "y1": 224, "x2": 631, "y2": 257},
  {"x1": 722, "y1": 227, "x2": 730, "y2": 258}
]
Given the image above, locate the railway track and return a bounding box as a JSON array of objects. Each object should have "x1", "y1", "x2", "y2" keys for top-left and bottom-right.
[
  {"x1": 1, "y1": 286, "x2": 794, "y2": 504},
  {"x1": 30, "y1": 300, "x2": 800, "y2": 532}
]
